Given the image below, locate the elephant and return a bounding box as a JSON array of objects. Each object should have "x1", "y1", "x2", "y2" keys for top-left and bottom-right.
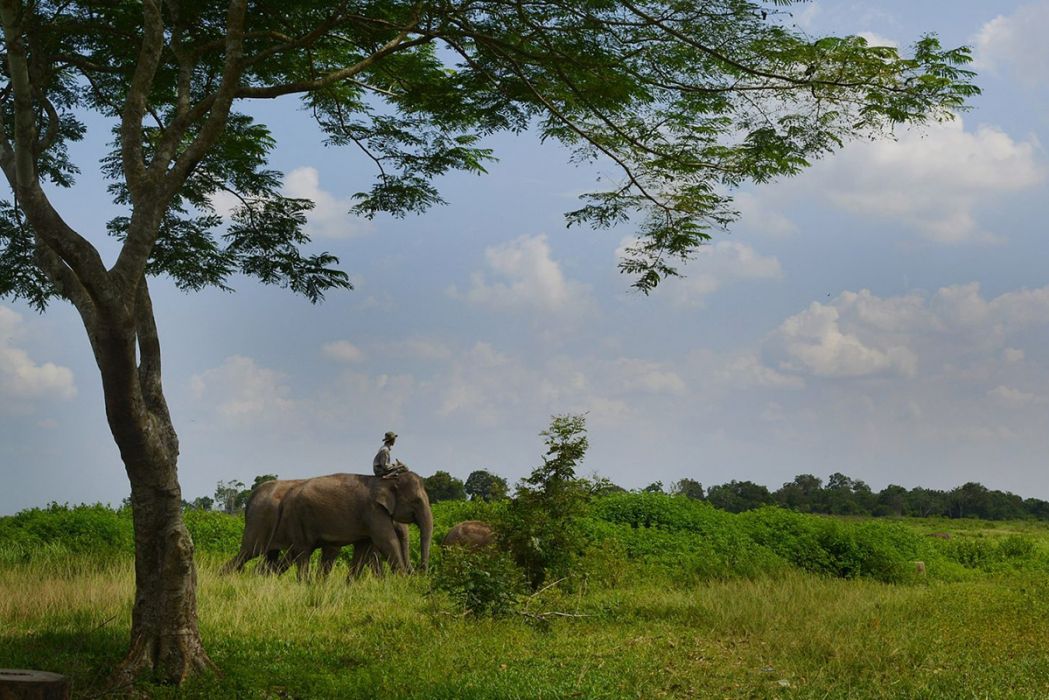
[
  {"x1": 221, "y1": 478, "x2": 408, "y2": 576},
  {"x1": 441, "y1": 520, "x2": 495, "y2": 550},
  {"x1": 274, "y1": 470, "x2": 432, "y2": 580}
]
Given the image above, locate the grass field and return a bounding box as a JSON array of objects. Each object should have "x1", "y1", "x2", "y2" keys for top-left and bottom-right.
[{"x1": 2, "y1": 500, "x2": 1048, "y2": 698}]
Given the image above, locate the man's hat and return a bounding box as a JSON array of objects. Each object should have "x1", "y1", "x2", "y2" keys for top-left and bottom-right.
[{"x1": 384, "y1": 431, "x2": 398, "y2": 442}]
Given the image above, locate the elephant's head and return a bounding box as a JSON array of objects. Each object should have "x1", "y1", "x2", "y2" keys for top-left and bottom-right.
[{"x1": 375, "y1": 471, "x2": 433, "y2": 572}]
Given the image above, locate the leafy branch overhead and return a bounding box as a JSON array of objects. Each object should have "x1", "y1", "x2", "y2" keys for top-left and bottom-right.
[{"x1": 0, "y1": 0, "x2": 977, "y2": 308}]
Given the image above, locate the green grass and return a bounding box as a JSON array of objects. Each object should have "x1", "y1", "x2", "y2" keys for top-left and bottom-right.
[{"x1": 2, "y1": 500, "x2": 1049, "y2": 698}]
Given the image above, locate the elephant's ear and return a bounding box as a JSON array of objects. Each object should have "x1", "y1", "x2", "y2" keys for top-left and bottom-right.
[{"x1": 374, "y1": 482, "x2": 397, "y2": 516}]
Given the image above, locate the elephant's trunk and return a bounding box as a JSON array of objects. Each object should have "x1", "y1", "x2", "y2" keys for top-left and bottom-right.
[{"x1": 415, "y1": 503, "x2": 433, "y2": 573}]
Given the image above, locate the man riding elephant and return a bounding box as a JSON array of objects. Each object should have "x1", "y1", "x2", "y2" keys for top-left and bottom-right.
[{"x1": 374, "y1": 430, "x2": 407, "y2": 479}]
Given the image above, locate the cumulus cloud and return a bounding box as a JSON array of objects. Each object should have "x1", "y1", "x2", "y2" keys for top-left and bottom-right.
[
  {"x1": 208, "y1": 166, "x2": 374, "y2": 239},
  {"x1": 283, "y1": 167, "x2": 375, "y2": 239},
  {"x1": 190, "y1": 355, "x2": 296, "y2": 424},
  {"x1": 765, "y1": 283, "x2": 1049, "y2": 381},
  {"x1": 768, "y1": 301, "x2": 918, "y2": 378},
  {"x1": 796, "y1": 117, "x2": 1044, "y2": 243},
  {"x1": 975, "y1": 2, "x2": 1049, "y2": 84},
  {"x1": 619, "y1": 239, "x2": 783, "y2": 307},
  {"x1": 450, "y1": 234, "x2": 592, "y2": 315},
  {"x1": 0, "y1": 305, "x2": 76, "y2": 403},
  {"x1": 322, "y1": 340, "x2": 366, "y2": 363}
]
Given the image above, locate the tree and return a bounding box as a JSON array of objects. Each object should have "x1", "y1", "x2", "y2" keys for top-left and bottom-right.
[
  {"x1": 706, "y1": 480, "x2": 773, "y2": 513},
  {"x1": 502, "y1": 414, "x2": 591, "y2": 588},
  {"x1": 585, "y1": 475, "x2": 627, "y2": 497},
  {"x1": 775, "y1": 474, "x2": 823, "y2": 512},
  {"x1": 642, "y1": 481, "x2": 665, "y2": 494},
  {"x1": 424, "y1": 470, "x2": 467, "y2": 503},
  {"x1": 0, "y1": 0, "x2": 976, "y2": 683},
  {"x1": 875, "y1": 484, "x2": 908, "y2": 517},
  {"x1": 670, "y1": 478, "x2": 704, "y2": 501},
  {"x1": 187, "y1": 496, "x2": 214, "y2": 511},
  {"x1": 213, "y1": 479, "x2": 246, "y2": 514},
  {"x1": 464, "y1": 469, "x2": 508, "y2": 502}
]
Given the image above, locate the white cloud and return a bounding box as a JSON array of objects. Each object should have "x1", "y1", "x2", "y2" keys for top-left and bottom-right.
[
  {"x1": 610, "y1": 359, "x2": 687, "y2": 396},
  {"x1": 716, "y1": 354, "x2": 805, "y2": 389},
  {"x1": 797, "y1": 118, "x2": 1044, "y2": 243},
  {"x1": 856, "y1": 32, "x2": 898, "y2": 49},
  {"x1": 768, "y1": 301, "x2": 918, "y2": 378},
  {"x1": 321, "y1": 340, "x2": 366, "y2": 363},
  {"x1": 0, "y1": 306, "x2": 76, "y2": 403},
  {"x1": 283, "y1": 166, "x2": 375, "y2": 239},
  {"x1": 988, "y1": 385, "x2": 1043, "y2": 406},
  {"x1": 764, "y1": 283, "x2": 1049, "y2": 383},
  {"x1": 733, "y1": 192, "x2": 798, "y2": 238},
  {"x1": 451, "y1": 234, "x2": 592, "y2": 314},
  {"x1": 190, "y1": 355, "x2": 296, "y2": 424},
  {"x1": 976, "y1": 2, "x2": 1049, "y2": 84},
  {"x1": 621, "y1": 239, "x2": 783, "y2": 307},
  {"x1": 1003, "y1": 348, "x2": 1025, "y2": 364}
]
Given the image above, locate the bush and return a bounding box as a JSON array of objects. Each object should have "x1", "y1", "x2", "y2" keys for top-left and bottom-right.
[{"x1": 431, "y1": 546, "x2": 525, "y2": 616}]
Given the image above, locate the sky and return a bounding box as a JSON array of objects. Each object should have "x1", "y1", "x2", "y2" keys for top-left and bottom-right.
[{"x1": 2, "y1": 1, "x2": 1049, "y2": 513}]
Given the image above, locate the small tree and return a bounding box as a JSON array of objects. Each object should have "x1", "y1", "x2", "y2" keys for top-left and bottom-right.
[
  {"x1": 670, "y1": 478, "x2": 705, "y2": 501},
  {"x1": 213, "y1": 480, "x2": 246, "y2": 515},
  {"x1": 501, "y1": 414, "x2": 591, "y2": 589},
  {"x1": 465, "y1": 469, "x2": 509, "y2": 502},
  {"x1": 706, "y1": 480, "x2": 773, "y2": 513},
  {"x1": 424, "y1": 470, "x2": 467, "y2": 503},
  {"x1": 642, "y1": 481, "x2": 665, "y2": 494},
  {"x1": 188, "y1": 496, "x2": 214, "y2": 512}
]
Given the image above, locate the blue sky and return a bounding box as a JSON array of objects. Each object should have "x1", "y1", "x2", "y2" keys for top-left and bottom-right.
[{"x1": 3, "y1": 1, "x2": 1049, "y2": 513}]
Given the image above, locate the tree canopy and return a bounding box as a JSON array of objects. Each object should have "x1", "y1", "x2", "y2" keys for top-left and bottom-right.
[{"x1": 0, "y1": 0, "x2": 978, "y2": 308}]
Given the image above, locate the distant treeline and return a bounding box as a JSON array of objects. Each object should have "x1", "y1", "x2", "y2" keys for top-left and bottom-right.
[
  {"x1": 177, "y1": 469, "x2": 1049, "y2": 522},
  {"x1": 634, "y1": 474, "x2": 1049, "y2": 522}
]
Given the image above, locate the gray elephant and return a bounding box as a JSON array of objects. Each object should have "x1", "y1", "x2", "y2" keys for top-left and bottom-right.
[
  {"x1": 221, "y1": 478, "x2": 408, "y2": 576},
  {"x1": 275, "y1": 471, "x2": 432, "y2": 579},
  {"x1": 441, "y1": 520, "x2": 495, "y2": 549}
]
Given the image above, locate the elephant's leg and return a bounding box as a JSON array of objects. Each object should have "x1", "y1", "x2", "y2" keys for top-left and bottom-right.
[
  {"x1": 347, "y1": 541, "x2": 372, "y2": 580},
  {"x1": 318, "y1": 545, "x2": 340, "y2": 578},
  {"x1": 371, "y1": 528, "x2": 406, "y2": 573},
  {"x1": 220, "y1": 548, "x2": 251, "y2": 575},
  {"x1": 286, "y1": 544, "x2": 313, "y2": 582},
  {"x1": 395, "y1": 523, "x2": 412, "y2": 573}
]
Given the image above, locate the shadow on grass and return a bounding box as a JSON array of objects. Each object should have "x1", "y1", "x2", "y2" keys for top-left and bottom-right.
[{"x1": 0, "y1": 627, "x2": 126, "y2": 697}]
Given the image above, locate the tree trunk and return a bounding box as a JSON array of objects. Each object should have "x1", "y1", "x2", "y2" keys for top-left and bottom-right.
[
  {"x1": 112, "y1": 453, "x2": 213, "y2": 685},
  {"x1": 90, "y1": 310, "x2": 214, "y2": 686}
]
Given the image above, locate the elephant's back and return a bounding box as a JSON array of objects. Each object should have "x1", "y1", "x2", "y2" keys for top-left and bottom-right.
[{"x1": 442, "y1": 520, "x2": 495, "y2": 548}]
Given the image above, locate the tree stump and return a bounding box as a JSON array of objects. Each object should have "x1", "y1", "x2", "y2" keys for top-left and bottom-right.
[{"x1": 0, "y1": 670, "x2": 70, "y2": 700}]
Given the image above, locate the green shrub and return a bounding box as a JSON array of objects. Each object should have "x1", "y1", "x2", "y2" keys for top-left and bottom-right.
[
  {"x1": 183, "y1": 509, "x2": 244, "y2": 554},
  {"x1": 431, "y1": 546, "x2": 525, "y2": 616}
]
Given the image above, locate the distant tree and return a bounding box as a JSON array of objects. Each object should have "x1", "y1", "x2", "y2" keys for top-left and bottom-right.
[
  {"x1": 642, "y1": 481, "x2": 665, "y2": 494},
  {"x1": 464, "y1": 470, "x2": 509, "y2": 502},
  {"x1": 823, "y1": 472, "x2": 873, "y2": 515},
  {"x1": 706, "y1": 480, "x2": 773, "y2": 513},
  {"x1": 585, "y1": 475, "x2": 627, "y2": 497},
  {"x1": 906, "y1": 487, "x2": 947, "y2": 518},
  {"x1": 670, "y1": 479, "x2": 705, "y2": 501},
  {"x1": 948, "y1": 482, "x2": 991, "y2": 519},
  {"x1": 875, "y1": 484, "x2": 908, "y2": 517},
  {"x1": 424, "y1": 471, "x2": 467, "y2": 503},
  {"x1": 1024, "y1": 498, "x2": 1049, "y2": 520},
  {"x1": 251, "y1": 474, "x2": 278, "y2": 490},
  {"x1": 190, "y1": 496, "x2": 215, "y2": 512},
  {"x1": 214, "y1": 480, "x2": 246, "y2": 515},
  {"x1": 774, "y1": 474, "x2": 823, "y2": 512}
]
